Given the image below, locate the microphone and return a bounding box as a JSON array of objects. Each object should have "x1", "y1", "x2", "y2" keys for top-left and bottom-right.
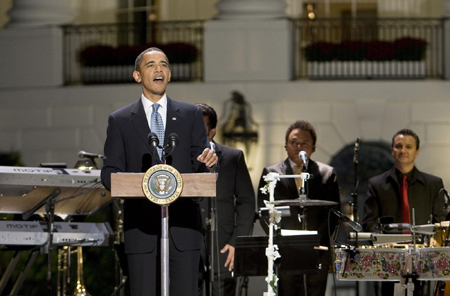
[
  {"x1": 298, "y1": 151, "x2": 308, "y2": 170},
  {"x1": 168, "y1": 133, "x2": 179, "y2": 148},
  {"x1": 78, "y1": 150, "x2": 104, "y2": 159},
  {"x1": 441, "y1": 188, "x2": 449, "y2": 210},
  {"x1": 331, "y1": 208, "x2": 363, "y2": 232},
  {"x1": 148, "y1": 132, "x2": 159, "y2": 148},
  {"x1": 208, "y1": 141, "x2": 217, "y2": 174},
  {"x1": 353, "y1": 138, "x2": 360, "y2": 164}
]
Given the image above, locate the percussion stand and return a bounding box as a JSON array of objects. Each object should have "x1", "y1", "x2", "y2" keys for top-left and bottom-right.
[
  {"x1": 297, "y1": 173, "x2": 310, "y2": 296},
  {"x1": 261, "y1": 172, "x2": 282, "y2": 296},
  {"x1": 262, "y1": 172, "x2": 320, "y2": 296},
  {"x1": 399, "y1": 209, "x2": 419, "y2": 296},
  {"x1": 270, "y1": 172, "x2": 313, "y2": 296}
]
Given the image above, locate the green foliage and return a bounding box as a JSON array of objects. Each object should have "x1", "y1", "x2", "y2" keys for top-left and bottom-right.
[{"x1": 0, "y1": 150, "x2": 24, "y2": 166}]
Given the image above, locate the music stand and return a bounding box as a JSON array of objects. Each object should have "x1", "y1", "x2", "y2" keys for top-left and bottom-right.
[{"x1": 234, "y1": 234, "x2": 320, "y2": 277}]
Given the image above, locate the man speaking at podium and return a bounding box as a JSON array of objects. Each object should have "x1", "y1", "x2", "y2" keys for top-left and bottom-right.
[
  {"x1": 257, "y1": 120, "x2": 340, "y2": 296},
  {"x1": 101, "y1": 47, "x2": 217, "y2": 296}
]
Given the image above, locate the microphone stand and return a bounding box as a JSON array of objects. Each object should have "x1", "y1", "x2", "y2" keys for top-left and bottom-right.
[
  {"x1": 206, "y1": 142, "x2": 217, "y2": 296},
  {"x1": 160, "y1": 149, "x2": 169, "y2": 296},
  {"x1": 158, "y1": 134, "x2": 178, "y2": 296},
  {"x1": 351, "y1": 139, "x2": 360, "y2": 296},
  {"x1": 44, "y1": 189, "x2": 62, "y2": 293}
]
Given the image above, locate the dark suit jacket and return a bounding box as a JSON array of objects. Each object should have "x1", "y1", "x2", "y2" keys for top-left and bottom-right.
[
  {"x1": 257, "y1": 158, "x2": 340, "y2": 263},
  {"x1": 199, "y1": 142, "x2": 255, "y2": 280},
  {"x1": 362, "y1": 166, "x2": 447, "y2": 232},
  {"x1": 101, "y1": 97, "x2": 209, "y2": 254},
  {"x1": 211, "y1": 142, "x2": 255, "y2": 247}
]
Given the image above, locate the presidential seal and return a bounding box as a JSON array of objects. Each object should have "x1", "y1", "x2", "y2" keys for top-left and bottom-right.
[{"x1": 142, "y1": 164, "x2": 183, "y2": 205}]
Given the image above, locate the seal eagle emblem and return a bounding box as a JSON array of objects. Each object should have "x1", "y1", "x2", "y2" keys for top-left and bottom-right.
[{"x1": 142, "y1": 164, "x2": 183, "y2": 205}]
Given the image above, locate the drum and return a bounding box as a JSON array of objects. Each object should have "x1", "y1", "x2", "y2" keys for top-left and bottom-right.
[
  {"x1": 417, "y1": 247, "x2": 450, "y2": 281},
  {"x1": 434, "y1": 222, "x2": 450, "y2": 247},
  {"x1": 335, "y1": 247, "x2": 407, "y2": 281}
]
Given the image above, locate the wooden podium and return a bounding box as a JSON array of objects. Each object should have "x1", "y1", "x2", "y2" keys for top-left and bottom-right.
[
  {"x1": 110, "y1": 171, "x2": 216, "y2": 296},
  {"x1": 111, "y1": 172, "x2": 216, "y2": 198}
]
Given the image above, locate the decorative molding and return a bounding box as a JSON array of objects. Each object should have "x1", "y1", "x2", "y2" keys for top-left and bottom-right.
[
  {"x1": 8, "y1": 0, "x2": 77, "y2": 28},
  {"x1": 215, "y1": 0, "x2": 286, "y2": 19}
]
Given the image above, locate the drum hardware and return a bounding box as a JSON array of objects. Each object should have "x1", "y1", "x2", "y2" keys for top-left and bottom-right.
[
  {"x1": 348, "y1": 232, "x2": 372, "y2": 241},
  {"x1": 267, "y1": 199, "x2": 338, "y2": 207},
  {"x1": 432, "y1": 221, "x2": 450, "y2": 296},
  {"x1": 382, "y1": 223, "x2": 436, "y2": 235},
  {"x1": 372, "y1": 234, "x2": 413, "y2": 245},
  {"x1": 261, "y1": 171, "x2": 327, "y2": 296}
]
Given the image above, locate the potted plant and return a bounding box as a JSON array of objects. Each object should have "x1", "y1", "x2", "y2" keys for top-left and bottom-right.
[
  {"x1": 304, "y1": 37, "x2": 427, "y2": 79},
  {"x1": 79, "y1": 42, "x2": 199, "y2": 84}
]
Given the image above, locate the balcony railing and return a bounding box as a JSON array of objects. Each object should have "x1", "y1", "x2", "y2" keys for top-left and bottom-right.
[
  {"x1": 63, "y1": 21, "x2": 204, "y2": 85},
  {"x1": 63, "y1": 18, "x2": 446, "y2": 84},
  {"x1": 292, "y1": 18, "x2": 445, "y2": 79}
]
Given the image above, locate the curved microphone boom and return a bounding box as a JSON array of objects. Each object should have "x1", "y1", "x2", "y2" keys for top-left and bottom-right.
[
  {"x1": 78, "y1": 151, "x2": 104, "y2": 159},
  {"x1": 331, "y1": 208, "x2": 363, "y2": 232},
  {"x1": 440, "y1": 188, "x2": 450, "y2": 210},
  {"x1": 163, "y1": 133, "x2": 179, "y2": 160}
]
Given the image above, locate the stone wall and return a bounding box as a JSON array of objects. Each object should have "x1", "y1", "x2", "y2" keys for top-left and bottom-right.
[{"x1": 1, "y1": 80, "x2": 450, "y2": 194}]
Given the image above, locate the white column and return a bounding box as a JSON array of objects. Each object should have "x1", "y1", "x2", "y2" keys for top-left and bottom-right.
[
  {"x1": 7, "y1": 0, "x2": 77, "y2": 28},
  {"x1": 215, "y1": 0, "x2": 286, "y2": 19},
  {"x1": 286, "y1": 0, "x2": 303, "y2": 19},
  {"x1": 444, "y1": 0, "x2": 450, "y2": 79},
  {"x1": 0, "y1": 0, "x2": 77, "y2": 89},
  {"x1": 204, "y1": 0, "x2": 292, "y2": 82}
]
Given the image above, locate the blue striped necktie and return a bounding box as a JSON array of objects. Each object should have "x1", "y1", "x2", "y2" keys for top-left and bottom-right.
[{"x1": 151, "y1": 103, "x2": 164, "y2": 159}]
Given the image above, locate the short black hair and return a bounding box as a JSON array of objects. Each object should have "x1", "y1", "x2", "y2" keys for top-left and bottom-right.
[
  {"x1": 392, "y1": 128, "x2": 420, "y2": 149},
  {"x1": 285, "y1": 120, "x2": 317, "y2": 145},
  {"x1": 134, "y1": 47, "x2": 169, "y2": 71},
  {"x1": 196, "y1": 103, "x2": 217, "y2": 129}
]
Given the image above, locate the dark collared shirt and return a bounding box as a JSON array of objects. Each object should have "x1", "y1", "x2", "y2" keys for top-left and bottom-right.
[{"x1": 362, "y1": 166, "x2": 446, "y2": 232}]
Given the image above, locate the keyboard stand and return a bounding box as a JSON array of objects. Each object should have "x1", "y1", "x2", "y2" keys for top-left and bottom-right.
[{"x1": 0, "y1": 248, "x2": 40, "y2": 296}]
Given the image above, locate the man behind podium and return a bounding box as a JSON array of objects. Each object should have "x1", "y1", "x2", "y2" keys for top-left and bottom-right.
[
  {"x1": 257, "y1": 120, "x2": 340, "y2": 296},
  {"x1": 101, "y1": 47, "x2": 217, "y2": 296},
  {"x1": 197, "y1": 103, "x2": 255, "y2": 295}
]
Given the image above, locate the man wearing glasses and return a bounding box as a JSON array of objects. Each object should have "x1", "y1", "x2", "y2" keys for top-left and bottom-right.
[{"x1": 257, "y1": 120, "x2": 341, "y2": 296}]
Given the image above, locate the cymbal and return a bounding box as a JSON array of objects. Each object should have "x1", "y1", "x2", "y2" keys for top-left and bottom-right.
[{"x1": 267, "y1": 199, "x2": 338, "y2": 207}]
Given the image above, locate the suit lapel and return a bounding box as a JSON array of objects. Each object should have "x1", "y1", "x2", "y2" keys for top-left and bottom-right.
[
  {"x1": 165, "y1": 97, "x2": 180, "y2": 144},
  {"x1": 130, "y1": 99, "x2": 153, "y2": 153},
  {"x1": 283, "y1": 159, "x2": 299, "y2": 198}
]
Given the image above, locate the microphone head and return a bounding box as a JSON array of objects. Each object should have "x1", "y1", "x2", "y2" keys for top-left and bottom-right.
[
  {"x1": 78, "y1": 150, "x2": 85, "y2": 158},
  {"x1": 209, "y1": 141, "x2": 216, "y2": 152},
  {"x1": 168, "y1": 133, "x2": 179, "y2": 148},
  {"x1": 148, "y1": 132, "x2": 159, "y2": 147},
  {"x1": 298, "y1": 151, "x2": 308, "y2": 163}
]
